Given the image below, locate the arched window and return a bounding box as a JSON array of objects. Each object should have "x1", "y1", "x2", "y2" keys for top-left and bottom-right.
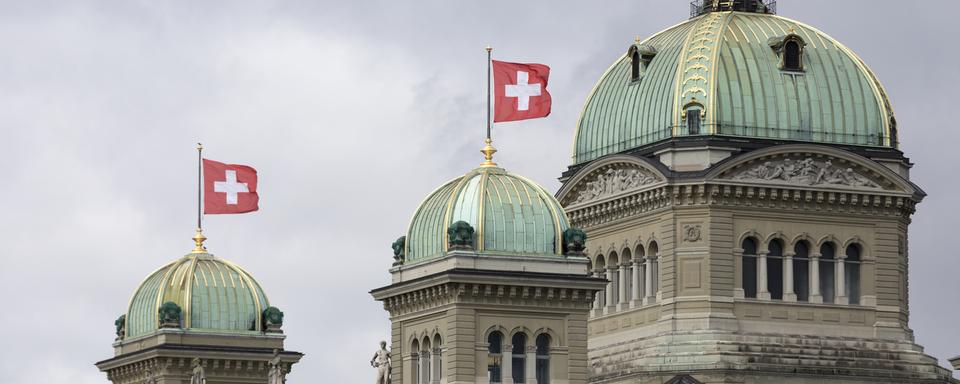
[
  {"x1": 608, "y1": 252, "x2": 620, "y2": 306},
  {"x1": 411, "y1": 339, "x2": 421, "y2": 384},
  {"x1": 820, "y1": 243, "x2": 836, "y2": 304},
  {"x1": 595, "y1": 255, "x2": 607, "y2": 309},
  {"x1": 794, "y1": 241, "x2": 810, "y2": 302},
  {"x1": 649, "y1": 242, "x2": 660, "y2": 299},
  {"x1": 432, "y1": 334, "x2": 443, "y2": 384},
  {"x1": 686, "y1": 107, "x2": 702, "y2": 134},
  {"x1": 631, "y1": 50, "x2": 641, "y2": 81},
  {"x1": 535, "y1": 334, "x2": 551, "y2": 384},
  {"x1": 767, "y1": 239, "x2": 784, "y2": 300},
  {"x1": 421, "y1": 338, "x2": 432, "y2": 384},
  {"x1": 742, "y1": 237, "x2": 758, "y2": 298},
  {"x1": 784, "y1": 40, "x2": 802, "y2": 71},
  {"x1": 487, "y1": 332, "x2": 503, "y2": 383},
  {"x1": 512, "y1": 333, "x2": 527, "y2": 383},
  {"x1": 845, "y1": 245, "x2": 862, "y2": 305},
  {"x1": 621, "y1": 248, "x2": 633, "y2": 303}
]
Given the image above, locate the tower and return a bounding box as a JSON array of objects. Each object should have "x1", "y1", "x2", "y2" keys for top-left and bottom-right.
[
  {"x1": 557, "y1": 2, "x2": 957, "y2": 383},
  {"x1": 96, "y1": 233, "x2": 303, "y2": 383},
  {"x1": 372, "y1": 146, "x2": 606, "y2": 384}
]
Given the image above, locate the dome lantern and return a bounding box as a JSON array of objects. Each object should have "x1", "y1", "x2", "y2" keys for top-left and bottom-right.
[{"x1": 691, "y1": 0, "x2": 776, "y2": 18}]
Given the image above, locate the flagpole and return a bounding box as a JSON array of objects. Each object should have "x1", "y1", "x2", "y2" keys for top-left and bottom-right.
[
  {"x1": 481, "y1": 46, "x2": 498, "y2": 167},
  {"x1": 193, "y1": 142, "x2": 207, "y2": 253}
]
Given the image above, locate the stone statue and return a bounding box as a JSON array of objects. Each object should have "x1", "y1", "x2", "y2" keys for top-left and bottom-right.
[
  {"x1": 268, "y1": 349, "x2": 286, "y2": 384},
  {"x1": 392, "y1": 236, "x2": 406, "y2": 266},
  {"x1": 190, "y1": 358, "x2": 206, "y2": 384},
  {"x1": 447, "y1": 221, "x2": 475, "y2": 250},
  {"x1": 370, "y1": 341, "x2": 391, "y2": 384},
  {"x1": 143, "y1": 366, "x2": 158, "y2": 384},
  {"x1": 158, "y1": 301, "x2": 182, "y2": 328},
  {"x1": 562, "y1": 227, "x2": 588, "y2": 256},
  {"x1": 263, "y1": 306, "x2": 284, "y2": 332},
  {"x1": 114, "y1": 314, "x2": 126, "y2": 340}
]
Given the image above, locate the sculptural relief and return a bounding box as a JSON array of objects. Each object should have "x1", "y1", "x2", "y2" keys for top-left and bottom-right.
[
  {"x1": 189, "y1": 358, "x2": 206, "y2": 384},
  {"x1": 573, "y1": 166, "x2": 660, "y2": 205},
  {"x1": 269, "y1": 350, "x2": 286, "y2": 384},
  {"x1": 683, "y1": 225, "x2": 702, "y2": 242},
  {"x1": 730, "y1": 157, "x2": 879, "y2": 188}
]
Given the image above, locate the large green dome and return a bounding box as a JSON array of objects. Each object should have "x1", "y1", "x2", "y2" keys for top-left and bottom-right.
[
  {"x1": 573, "y1": 10, "x2": 896, "y2": 165},
  {"x1": 404, "y1": 164, "x2": 569, "y2": 264},
  {"x1": 123, "y1": 252, "x2": 269, "y2": 339}
]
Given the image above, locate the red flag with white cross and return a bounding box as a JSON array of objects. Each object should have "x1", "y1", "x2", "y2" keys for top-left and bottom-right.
[
  {"x1": 203, "y1": 159, "x2": 259, "y2": 214},
  {"x1": 492, "y1": 60, "x2": 552, "y2": 122}
]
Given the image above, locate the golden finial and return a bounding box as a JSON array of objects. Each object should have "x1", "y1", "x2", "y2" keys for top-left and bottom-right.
[
  {"x1": 191, "y1": 228, "x2": 207, "y2": 254},
  {"x1": 486, "y1": 45, "x2": 492, "y2": 53},
  {"x1": 480, "y1": 139, "x2": 498, "y2": 167},
  {"x1": 635, "y1": 36, "x2": 641, "y2": 44},
  {"x1": 788, "y1": 26, "x2": 796, "y2": 35}
]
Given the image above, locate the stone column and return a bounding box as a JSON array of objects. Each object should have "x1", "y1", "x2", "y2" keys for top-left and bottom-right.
[
  {"x1": 733, "y1": 248, "x2": 745, "y2": 299},
  {"x1": 617, "y1": 262, "x2": 629, "y2": 310},
  {"x1": 644, "y1": 258, "x2": 655, "y2": 305},
  {"x1": 591, "y1": 269, "x2": 604, "y2": 317},
  {"x1": 784, "y1": 251, "x2": 797, "y2": 302},
  {"x1": 809, "y1": 253, "x2": 823, "y2": 303},
  {"x1": 432, "y1": 348, "x2": 441, "y2": 384},
  {"x1": 757, "y1": 251, "x2": 771, "y2": 300},
  {"x1": 526, "y1": 345, "x2": 538, "y2": 384},
  {"x1": 836, "y1": 254, "x2": 848, "y2": 304},
  {"x1": 605, "y1": 266, "x2": 617, "y2": 313},
  {"x1": 502, "y1": 348, "x2": 513, "y2": 384},
  {"x1": 631, "y1": 259, "x2": 643, "y2": 308}
]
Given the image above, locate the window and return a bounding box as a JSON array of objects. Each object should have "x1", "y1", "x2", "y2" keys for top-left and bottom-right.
[
  {"x1": 742, "y1": 238, "x2": 758, "y2": 298},
  {"x1": 820, "y1": 243, "x2": 836, "y2": 304},
  {"x1": 608, "y1": 252, "x2": 619, "y2": 305},
  {"x1": 687, "y1": 108, "x2": 702, "y2": 134},
  {"x1": 784, "y1": 40, "x2": 802, "y2": 71},
  {"x1": 488, "y1": 332, "x2": 503, "y2": 383},
  {"x1": 631, "y1": 50, "x2": 641, "y2": 81},
  {"x1": 432, "y1": 334, "x2": 442, "y2": 384},
  {"x1": 845, "y1": 245, "x2": 861, "y2": 305},
  {"x1": 649, "y1": 242, "x2": 660, "y2": 298},
  {"x1": 595, "y1": 256, "x2": 607, "y2": 309},
  {"x1": 512, "y1": 333, "x2": 527, "y2": 383},
  {"x1": 535, "y1": 334, "x2": 550, "y2": 384},
  {"x1": 421, "y1": 338, "x2": 432, "y2": 384},
  {"x1": 794, "y1": 241, "x2": 810, "y2": 302},
  {"x1": 622, "y1": 248, "x2": 633, "y2": 303},
  {"x1": 767, "y1": 239, "x2": 784, "y2": 300}
]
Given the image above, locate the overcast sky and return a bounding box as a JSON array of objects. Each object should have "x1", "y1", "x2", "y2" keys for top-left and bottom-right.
[{"x1": 1, "y1": 1, "x2": 958, "y2": 382}]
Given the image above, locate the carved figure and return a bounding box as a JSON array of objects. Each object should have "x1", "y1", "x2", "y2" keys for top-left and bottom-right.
[
  {"x1": 114, "y1": 314, "x2": 126, "y2": 339},
  {"x1": 263, "y1": 306, "x2": 284, "y2": 332},
  {"x1": 683, "y1": 225, "x2": 702, "y2": 242},
  {"x1": 190, "y1": 358, "x2": 206, "y2": 384},
  {"x1": 143, "y1": 366, "x2": 157, "y2": 384},
  {"x1": 574, "y1": 166, "x2": 659, "y2": 204},
  {"x1": 269, "y1": 350, "x2": 286, "y2": 384},
  {"x1": 562, "y1": 228, "x2": 588, "y2": 256},
  {"x1": 158, "y1": 301, "x2": 182, "y2": 328},
  {"x1": 447, "y1": 221, "x2": 475, "y2": 250},
  {"x1": 732, "y1": 157, "x2": 879, "y2": 188},
  {"x1": 370, "y1": 341, "x2": 391, "y2": 384},
  {"x1": 391, "y1": 236, "x2": 406, "y2": 266}
]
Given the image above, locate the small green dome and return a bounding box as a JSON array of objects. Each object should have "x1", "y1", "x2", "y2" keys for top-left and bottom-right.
[
  {"x1": 124, "y1": 253, "x2": 269, "y2": 339},
  {"x1": 573, "y1": 11, "x2": 896, "y2": 164},
  {"x1": 405, "y1": 165, "x2": 570, "y2": 263}
]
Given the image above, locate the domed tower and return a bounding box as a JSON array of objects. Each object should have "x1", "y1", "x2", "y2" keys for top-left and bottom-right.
[
  {"x1": 557, "y1": 2, "x2": 955, "y2": 383},
  {"x1": 96, "y1": 233, "x2": 303, "y2": 383},
  {"x1": 372, "y1": 143, "x2": 606, "y2": 384}
]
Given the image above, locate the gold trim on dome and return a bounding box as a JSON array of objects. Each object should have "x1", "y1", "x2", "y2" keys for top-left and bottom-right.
[
  {"x1": 476, "y1": 170, "x2": 490, "y2": 252},
  {"x1": 219, "y1": 258, "x2": 267, "y2": 331},
  {"x1": 182, "y1": 255, "x2": 200, "y2": 329},
  {"x1": 441, "y1": 171, "x2": 472, "y2": 254},
  {"x1": 672, "y1": 11, "x2": 728, "y2": 133}
]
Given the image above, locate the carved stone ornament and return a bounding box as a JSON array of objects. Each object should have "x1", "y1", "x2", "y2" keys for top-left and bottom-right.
[
  {"x1": 728, "y1": 157, "x2": 880, "y2": 189},
  {"x1": 269, "y1": 350, "x2": 286, "y2": 384},
  {"x1": 114, "y1": 314, "x2": 126, "y2": 340},
  {"x1": 391, "y1": 236, "x2": 406, "y2": 266},
  {"x1": 683, "y1": 224, "x2": 702, "y2": 242},
  {"x1": 570, "y1": 165, "x2": 661, "y2": 205},
  {"x1": 447, "y1": 221, "x2": 475, "y2": 250},
  {"x1": 263, "y1": 306, "x2": 284, "y2": 333},
  {"x1": 562, "y1": 227, "x2": 588, "y2": 256},
  {"x1": 190, "y1": 358, "x2": 206, "y2": 384},
  {"x1": 158, "y1": 301, "x2": 182, "y2": 328}
]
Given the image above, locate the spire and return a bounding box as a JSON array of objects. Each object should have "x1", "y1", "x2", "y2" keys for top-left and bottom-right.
[
  {"x1": 191, "y1": 228, "x2": 207, "y2": 254},
  {"x1": 480, "y1": 139, "x2": 498, "y2": 167}
]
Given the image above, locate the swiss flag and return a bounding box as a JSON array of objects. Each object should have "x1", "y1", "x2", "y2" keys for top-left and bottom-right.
[
  {"x1": 203, "y1": 159, "x2": 259, "y2": 214},
  {"x1": 493, "y1": 60, "x2": 552, "y2": 122}
]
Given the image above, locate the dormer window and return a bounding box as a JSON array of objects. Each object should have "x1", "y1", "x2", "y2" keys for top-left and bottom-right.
[
  {"x1": 769, "y1": 33, "x2": 806, "y2": 72},
  {"x1": 682, "y1": 100, "x2": 704, "y2": 135},
  {"x1": 628, "y1": 44, "x2": 657, "y2": 83}
]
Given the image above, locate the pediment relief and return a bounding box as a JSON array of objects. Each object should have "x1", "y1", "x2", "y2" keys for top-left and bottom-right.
[
  {"x1": 561, "y1": 162, "x2": 664, "y2": 206},
  {"x1": 717, "y1": 154, "x2": 893, "y2": 191}
]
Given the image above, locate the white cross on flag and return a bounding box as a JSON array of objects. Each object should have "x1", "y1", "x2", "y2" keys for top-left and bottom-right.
[
  {"x1": 493, "y1": 60, "x2": 552, "y2": 122},
  {"x1": 203, "y1": 159, "x2": 259, "y2": 214}
]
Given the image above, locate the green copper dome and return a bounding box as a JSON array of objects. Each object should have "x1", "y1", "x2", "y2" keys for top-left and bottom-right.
[
  {"x1": 404, "y1": 165, "x2": 570, "y2": 263},
  {"x1": 123, "y1": 252, "x2": 269, "y2": 339},
  {"x1": 573, "y1": 11, "x2": 897, "y2": 164}
]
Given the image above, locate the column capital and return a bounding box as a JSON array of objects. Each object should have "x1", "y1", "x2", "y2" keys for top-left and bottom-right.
[{"x1": 784, "y1": 252, "x2": 796, "y2": 257}]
